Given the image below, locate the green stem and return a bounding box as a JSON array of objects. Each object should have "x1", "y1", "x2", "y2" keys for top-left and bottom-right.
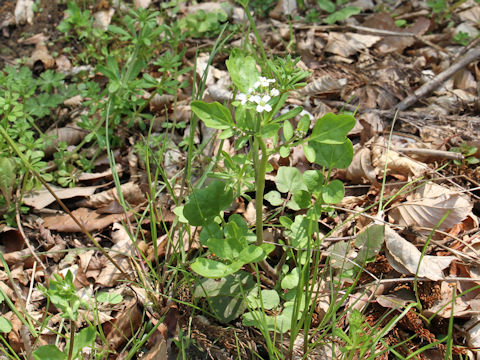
[
  {"x1": 254, "y1": 135, "x2": 268, "y2": 246},
  {"x1": 243, "y1": 5, "x2": 268, "y2": 65},
  {"x1": 67, "y1": 320, "x2": 75, "y2": 360}
]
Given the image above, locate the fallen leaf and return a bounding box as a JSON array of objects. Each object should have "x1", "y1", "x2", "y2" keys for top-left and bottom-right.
[
  {"x1": 384, "y1": 225, "x2": 455, "y2": 281},
  {"x1": 325, "y1": 32, "x2": 381, "y2": 57},
  {"x1": 78, "y1": 182, "x2": 145, "y2": 208},
  {"x1": 389, "y1": 182, "x2": 472, "y2": 230},
  {"x1": 104, "y1": 298, "x2": 142, "y2": 350},
  {"x1": 23, "y1": 184, "x2": 100, "y2": 210},
  {"x1": 43, "y1": 208, "x2": 129, "y2": 232}
]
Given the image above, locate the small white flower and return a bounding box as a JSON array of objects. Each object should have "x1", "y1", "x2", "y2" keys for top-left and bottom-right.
[
  {"x1": 253, "y1": 81, "x2": 261, "y2": 89},
  {"x1": 270, "y1": 88, "x2": 280, "y2": 97},
  {"x1": 254, "y1": 94, "x2": 272, "y2": 113},
  {"x1": 237, "y1": 92, "x2": 248, "y2": 105}
]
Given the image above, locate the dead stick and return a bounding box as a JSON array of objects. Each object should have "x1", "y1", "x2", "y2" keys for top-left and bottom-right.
[{"x1": 396, "y1": 46, "x2": 480, "y2": 111}]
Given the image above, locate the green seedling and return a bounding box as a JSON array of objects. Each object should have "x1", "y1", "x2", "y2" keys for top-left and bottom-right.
[
  {"x1": 36, "y1": 271, "x2": 96, "y2": 360},
  {"x1": 450, "y1": 143, "x2": 479, "y2": 166}
]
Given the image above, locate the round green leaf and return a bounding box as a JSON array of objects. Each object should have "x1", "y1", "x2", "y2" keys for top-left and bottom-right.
[
  {"x1": 247, "y1": 289, "x2": 280, "y2": 310},
  {"x1": 322, "y1": 179, "x2": 344, "y2": 204},
  {"x1": 34, "y1": 345, "x2": 65, "y2": 360},
  {"x1": 281, "y1": 267, "x2": 300, "y2": 290},
  {"x1": 303, "y1": 170, "x2": 324, "y2": 194},
  {"x1": 264, "y1": 191, "x2": 283, "y2": 206},
  {"x1": 183, "y1": 180, "x2": 233, "y2": 226},
  {"x1": 275, "y1": 167, "x2": 306, "y2": 194},
  {"x1": 309, "y1": 138, "x2": 353, "y2": 169},
  {"x1": 0, "y1": 316, "x2": 12, "y2": 333},
  {"x1": 191, "y1": 258, "x2": 242, "y2": 278},
  {"x1": 96, "y1": 292, "x2": 123, "y2": 304}
]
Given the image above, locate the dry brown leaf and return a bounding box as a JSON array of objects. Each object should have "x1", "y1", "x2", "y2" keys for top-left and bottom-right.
[
  {"x1": 463, "y1": 315, "x2": 480, "y2": 348},
  {"x1": 325, "y1": 32, "x2": 381, "y2": 57},
  {"x1": 0, "y1": 227, "x2": 24, "y2": 253},
  {"x1": 363, "y1": 13, "x2": 430, "y2": 54},
  {"x1": 345, "y1": 147, "x2": 377, "y2": 183},
  {"x1": 104, "y1": 298, "x2": 142, "y2": 350},
  {"x1": 78, "y1": 182, "x2": 145, "y2": 208},
  {"x1": 55, "y1": 55, "x2": 72, "y2": 74},
  {"x1": 384, "y1": 225, "x2": 455, "y2": 281},
  {"x1": 78, "y1": 164, "x2": 123, "y2": 182},
  {"x1": 143, "y1": 329, "x2": 167, "y2": 360},
  {"x1": 423, "y1": 281, "x2": 470, "y2": 318},
  {"x1": 43, "y1": 208, "x2": 128, "y2": 232},
  {"x1": 63, "y1": 95, "x2": 83, "y2": 107},
  {"x1": 44, "y1": 126, "x2": 87, "y2": 157},
  {"x1": 23, "y1": 184, "x2": 100, "y2": 210},
  {"x1": 298, "y1": 75, "x2": 347, "y2": 96},
  {"x1": 27, "y1": 44, "x2": 54, "y2": 70},
  {"x1": 388, "y1": 182, "x2": 472, "y2": 230},
  {"x1": 372, "y1": 141, "x2": 429, "y2": 178}
]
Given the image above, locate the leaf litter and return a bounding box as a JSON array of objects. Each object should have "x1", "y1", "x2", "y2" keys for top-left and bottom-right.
[{"x1": 2, "y1": 0, "x2": 480, "y2": 358}]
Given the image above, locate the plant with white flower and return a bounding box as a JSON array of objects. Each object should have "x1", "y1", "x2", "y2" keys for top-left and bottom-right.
[
  {"x1": 254, "y1": 76, "x2": 276, "y2": 89},
  {"x1": 237, "y1": 88, "x2": 255, "y2": 105},
  {"x1": 253, "y1": 94, "x2": 272, "y2": 113}
]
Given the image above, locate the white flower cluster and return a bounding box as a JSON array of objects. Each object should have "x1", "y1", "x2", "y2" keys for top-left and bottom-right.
[{"x1": 236, "y1": 76, "x2": 280, "y2": 113}]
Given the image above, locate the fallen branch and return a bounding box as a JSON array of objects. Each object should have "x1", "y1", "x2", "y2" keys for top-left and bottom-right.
[{"x1": 396, "y1": 46, "x2": 480, "y2": 111}]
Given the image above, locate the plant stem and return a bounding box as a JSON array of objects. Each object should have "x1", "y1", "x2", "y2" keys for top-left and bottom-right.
[
  {"x1": 254, "y1": 135, "x2": 268, "y2": 246},
  {"x1": 67, "y1": 320, "x2": 75, "y2": 360}
]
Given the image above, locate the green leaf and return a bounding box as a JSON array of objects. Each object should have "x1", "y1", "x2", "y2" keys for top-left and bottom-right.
[
  {"x1": 297, "y1": 114, "x2": 310, "y2": 134},
  {"x1": 34, "y1": 345, "x2": 65, "y2": 360},
  {"x1": 303, "y1": 170, "x2": 324, "y2": 194},
  {"x1": 210, "y1": 295, "x2": 247, "y2": 323},
  {"x1": 329, "y1": 241, "x2": 352, "y2": 269},
  {"x1": 310, "y1": 113, "x2": 355, "y2": 143},
  {"x1": 279, "y1": 146, "x2": 290, "y2": 158},
  {"x1": 322, "y1": 179, "x2": 344, "y2": 204},
  {"x1": 293, "y1": 190, "x2": 311, "y2": 209},
  {"x1": 225, "y1": 49, "x2": 260, "y2": 93},
  {"x1": 0, "y1": 158, "x2": 16, "y2": 205},
  {"x1": 318, "y1": 0, "x2": 336, "y2": 12},
  {"x1": 310, "y1": 138, "x2": 353, "y2": 169},
  {"x1": 324, "y1": 6, "x2": 361, "y2": 25},
  {"x1": 191, "y1": 101, "x2": 234, "y2": 130},
  {"x1": 281, "y1": 267, "x2": 300, "y2": 290},
  {"x1": 71, "y1": 326, "x2": 96, "y2": 359},
  {"x1": 191, "y1": 258, "x2": 242, "y2": 278},
  {"x1": 207, "y1": 237, "x2": 245, "y2": 261},
  {"x1": 355, "y1": 225, "x2": 385, "y2": 264},
  {"x1": 247, "y1": 289, "x2": 280, "y2": 310},
  {"x1": 283, "y1": 120, "x2": 293, "y2": 141},
  {"x1": 183, "y1": 180, "x2": 233, "y2": 226},
  {"x1": 96, "y1": 292, "x2": 123, "y2": 304},
  {"x1": 194, "y1": 271, "x2": 255, "y2": 298},
  {"x1": 237, "y1": 246, "x2": 265, "y2": 264},
  {"x1": 303, "y1": 143, "x2": 316, "y2": 163},
  {"x1": 274, "y1": 106, "x2": 303, "y2": 124},
  {"x1": 275, "y1": 167, "x2": 306, "y2": 194},
  {"x1": 264, "y1": 190, "x2": 283, "y2": 206},
  {"x1": 261, "y1": 123, "x2": 280, "y2": 139},
  {"x1": 0, "y1": 316, "x2": 12, "y2": 333}
]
